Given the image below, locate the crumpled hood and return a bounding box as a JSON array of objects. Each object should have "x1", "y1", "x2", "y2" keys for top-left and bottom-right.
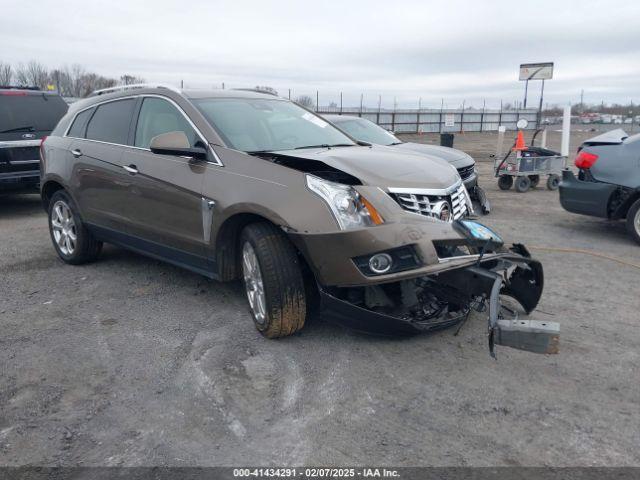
[
  {"x1": 273, "y1": 145, "x2": 460, "y2": 189},
  {"x1": 392, "y1": 142, "x2": 475, "y2": 169}
]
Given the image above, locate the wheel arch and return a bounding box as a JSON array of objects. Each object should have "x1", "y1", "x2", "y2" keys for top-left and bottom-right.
[
  {"x1": 41, "y1": 179, "x2": 66, "y2": 212},
  {"x1": 214, "y1": 211, "x2": 314, "y2": 284},
  {"x1": 609, "y1": 187, "x2": 640, "y2": 219}
]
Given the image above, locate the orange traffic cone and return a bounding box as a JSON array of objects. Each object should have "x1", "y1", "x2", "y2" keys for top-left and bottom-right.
[{"x1": 512, "y1": 130, "x2": 528, "y2": 151}]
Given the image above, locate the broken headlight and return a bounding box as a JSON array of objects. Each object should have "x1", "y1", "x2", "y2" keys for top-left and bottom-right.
[
  {"x1": 306, "y1": 175, "x2": 384, "y2": 230},
  {"x1": 453, "y1": 220, "x2": 504, "y2": 250}
]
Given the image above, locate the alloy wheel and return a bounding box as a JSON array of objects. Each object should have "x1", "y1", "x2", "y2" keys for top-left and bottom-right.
[
  {"x1": 51, "y1": 200, "x2": 77, "y2": 255},
  {"x1": 242, "y1": 241, "x2": 267, "y2": 325}
]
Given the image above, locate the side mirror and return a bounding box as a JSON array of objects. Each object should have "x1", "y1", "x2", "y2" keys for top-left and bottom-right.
[{"x1": 149, "y1": 131, "x2": 208, "y2": 160}]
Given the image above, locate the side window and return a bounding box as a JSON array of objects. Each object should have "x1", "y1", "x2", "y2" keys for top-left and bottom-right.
[
  {"x1": 134, "y1": 97, "x2": 199, "y2": 149},
  {"x1": 67, "y1": 108, "x2": 94, "y2": 138},
  {"x1": 85, "y1": 99, "x2": 136, "y2": 145}
]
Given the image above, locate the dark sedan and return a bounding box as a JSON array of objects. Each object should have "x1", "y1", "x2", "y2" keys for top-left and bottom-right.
[{"x1": 559, "y1": 128, "x2": 640, "y2": 245}]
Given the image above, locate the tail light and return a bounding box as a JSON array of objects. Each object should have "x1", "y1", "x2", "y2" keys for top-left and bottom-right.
[
  {"x1": 39, "y1": 136, "x2": 48, "y2": 161},
  {"x1": 575, "y1": 151, "x2": 598, "y2": 169}
]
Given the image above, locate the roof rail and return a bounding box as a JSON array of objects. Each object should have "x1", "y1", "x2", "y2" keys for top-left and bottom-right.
[
  {"x1": 231, "y1": 88, "x2": 278, "y2": 97},
  {"x1": 88, "y1": 83, "x2": 182, "y2": 97}
]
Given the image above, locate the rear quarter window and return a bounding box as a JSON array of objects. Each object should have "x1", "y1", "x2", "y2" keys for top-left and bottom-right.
[
  {"x1": 67, "y1": 108, "x2": 94, "y2": 138},
  {"x1": 85, "y1": 99, "x2": 136, "y2": 145}
]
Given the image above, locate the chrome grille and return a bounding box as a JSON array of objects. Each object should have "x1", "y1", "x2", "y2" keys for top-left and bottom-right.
[{"x1": 390, "y1": 182, "x2": 470, "y2": 222}]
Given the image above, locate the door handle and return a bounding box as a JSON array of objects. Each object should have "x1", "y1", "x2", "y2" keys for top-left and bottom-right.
[
  {"x1": 71, "y1": 149, "x2": 82, "y2": 158},
  {"x1": 123, "y1": 164, "x2": 138, "y2": 174}
]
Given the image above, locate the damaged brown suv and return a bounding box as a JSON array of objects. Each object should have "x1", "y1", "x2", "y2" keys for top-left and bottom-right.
[{"x1": 41, "y1": 85, "x2": 558, "y2": 356}]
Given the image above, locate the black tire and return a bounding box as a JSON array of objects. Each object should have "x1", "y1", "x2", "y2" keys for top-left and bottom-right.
[
  {"x1": 498, "y1": 175, "x2": 513, "y2": 190},
  {"x1": 626, "y1": 198, "x2": 640, "y2": 246},
  {"x1": 48, "y1": 190, "x2": 102, "y2": 264},
  {"x1": 239, "y1": 222, "x2": 306, "y2": 338},
  {"x1": 528, "y1": 175, "x2": 540, "y2": 188},
  {"x1": 547, "y1": 174, "x2": 560, "y2": 190},
  {"x1": 515, "y1": 176, "x2": 531, "y2": 193}
]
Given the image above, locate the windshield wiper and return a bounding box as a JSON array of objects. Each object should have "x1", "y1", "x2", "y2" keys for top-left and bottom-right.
[
  {"x1": 294, "y1": 143, "x2": 355, "y2": 150},
  {"x1": 0, "y1": 125, "x2": 35, "y2": 134},
  {"x1": 389, "y1": 141, "x2": 404, "y2": 145}
]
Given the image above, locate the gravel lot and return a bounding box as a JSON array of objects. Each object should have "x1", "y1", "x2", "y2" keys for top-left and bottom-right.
[{"x1": 1, "y1": 131, "x2": 639, "y2": 466}]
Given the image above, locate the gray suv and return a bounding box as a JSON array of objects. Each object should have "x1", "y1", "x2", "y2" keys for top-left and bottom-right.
[{"x1": 41, "y1": 85, "x2": 556, "y2": 356}]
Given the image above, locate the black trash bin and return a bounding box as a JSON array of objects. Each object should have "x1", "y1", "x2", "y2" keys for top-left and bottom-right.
[{"x1": 440, "y1": 133, "x2": 455, "y2": 148}]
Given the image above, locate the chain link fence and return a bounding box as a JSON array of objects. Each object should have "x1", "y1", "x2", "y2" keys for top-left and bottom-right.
[{"x1": 314, "y1": 106, "x2": 539, "y2": 133}]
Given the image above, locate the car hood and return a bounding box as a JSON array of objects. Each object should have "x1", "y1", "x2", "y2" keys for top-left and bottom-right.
[
  {"x1": 391, "y1": 142, "x2": 475, "y2": 169},
  {"x1": 273, "y1": 145, "x2": 460, "y2": 189}
]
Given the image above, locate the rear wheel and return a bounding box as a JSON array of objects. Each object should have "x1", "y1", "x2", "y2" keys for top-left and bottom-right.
[
  {"x1": 547, "y1": 174, "x2": 560, "y2": 190},
  {"x1": 240, "y1": 222, "x2": 306, "y2": 338},
  {"x1": 515, "y1": 176, "x2": 531, "y2": 193},
  {"x1": 498, "y1": 175, "x2": 513, "y2": 190},
  {"x1": 48, "y1": 190, "x2": 102, "y2": 264},
  {"x1": 626, "y1": 199, "x2": 640, "y2": 246}
]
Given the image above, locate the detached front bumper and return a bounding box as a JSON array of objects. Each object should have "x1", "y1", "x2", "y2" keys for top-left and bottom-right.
[{"x1": 317, "y1": 245, "x2": 558, "y2": 356}]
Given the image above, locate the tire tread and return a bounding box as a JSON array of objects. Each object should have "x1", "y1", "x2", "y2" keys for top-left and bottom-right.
[{"x1": 240, "y1": 222, "x2": 306, "y2": 338}]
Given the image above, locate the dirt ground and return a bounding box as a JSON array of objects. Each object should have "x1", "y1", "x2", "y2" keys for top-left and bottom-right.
[{"x1": 1, "y1": 131, "x2": 639, "y2": 467}]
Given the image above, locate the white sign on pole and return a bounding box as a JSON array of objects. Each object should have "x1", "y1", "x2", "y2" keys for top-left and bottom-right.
[
  {"x1": 444, "y1": 113, "x2": 455, "y2": 127},
  {"x1": 519, "y1": 62, "x2": 554, "y2": 81}
]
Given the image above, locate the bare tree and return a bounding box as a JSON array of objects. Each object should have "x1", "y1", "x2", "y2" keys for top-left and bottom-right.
[
  {"x1": 255, "y1": 85, "x2": 278, "y2": 95},
  {"x1": 0, "y1": 62, "x2": 13, "y2": 85},
  {"x1": 15, "y1": 61, "x2": 51, "y2": 89},
  {"x1": 14, "y1": 63, "x2": 29, "y2": 86},
  {"x1": 294, "y1": 95, "x2": 315, "y2": 109},
  {"x1": 69, "y1": 64, "x2": 86, "y2": 97},
  {"x1": 120, "y1": 74, "x2": 145, "y2": 85},
  {"x1": 75, "y1": 73, "x2": 116, "y2": 97}
]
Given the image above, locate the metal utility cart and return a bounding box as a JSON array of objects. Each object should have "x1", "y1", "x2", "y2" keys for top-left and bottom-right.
[
  {"x1": 495, "y1": 149, "x2": 566, "y2": 192},
  {"x1": 494, "y1": 123, "x2": 567, "y2": 193}
]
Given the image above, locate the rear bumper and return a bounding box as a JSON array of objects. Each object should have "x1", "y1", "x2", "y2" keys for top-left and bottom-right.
[
  {"x1": 559, "y1": 169, "x2": 616, "y2": 218},
  {"x1": 0, "y1": 169, "x2": 40, "y2": 189}
]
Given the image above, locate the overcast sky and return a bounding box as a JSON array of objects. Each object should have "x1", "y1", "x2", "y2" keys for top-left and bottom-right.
[{"x1": 2, "y1": 0, "x2": 639, "y2": 108}]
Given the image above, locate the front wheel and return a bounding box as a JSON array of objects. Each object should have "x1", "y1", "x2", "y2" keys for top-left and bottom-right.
[
  {"x1": 240, "y1": 222, "x2": 306, "y2": 338},
  {"x1": 626, "y1": 199, "x2": 640, "y2": 245}
]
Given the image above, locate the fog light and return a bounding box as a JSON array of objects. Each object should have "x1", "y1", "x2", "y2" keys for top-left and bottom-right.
[{"x1": 369, "y1": 253, "x2": 393, "y2": 274}]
